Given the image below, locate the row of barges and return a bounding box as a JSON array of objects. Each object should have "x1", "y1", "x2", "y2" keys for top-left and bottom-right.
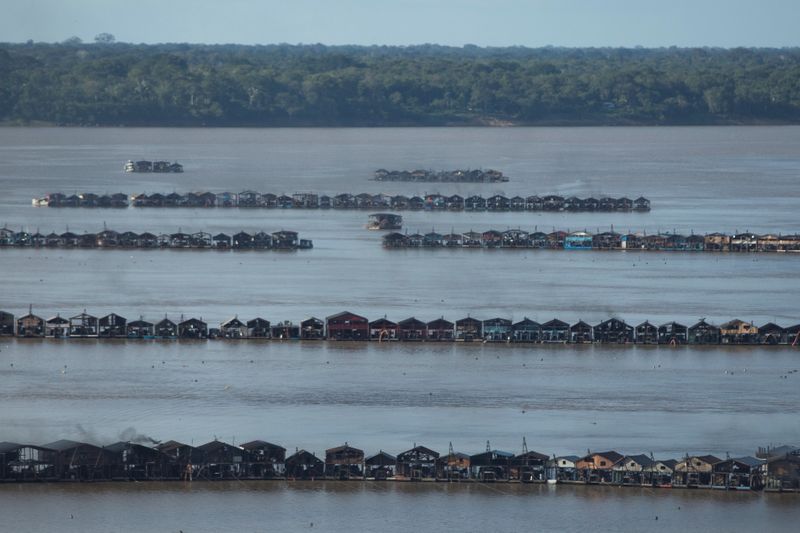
[
  {"x1": 383, "y1": 229, "x2": 800, "y2": 253},
  {"x1": 373, "y1": 168, "x2": 509, "y2": 182},
  {"x1": 3, "y1": 309, "x2": 798, "y2": 345},
  {"x1": 1, "y1": 439, "x2": 797, "y2": 491},
  {"x1": 0, "y1": 228, "x2": 312, "y2": 250},
  {"x1": 123, "y1": 160, "x2": 183, "y2": 173},
  {"x1": 33, "y1": 191, "x2": 651, "y2": 211}
]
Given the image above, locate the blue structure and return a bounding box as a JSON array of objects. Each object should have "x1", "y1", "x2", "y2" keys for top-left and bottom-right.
[{"x1": 564, "y1": 231, "x2": 593, "y2": 250}]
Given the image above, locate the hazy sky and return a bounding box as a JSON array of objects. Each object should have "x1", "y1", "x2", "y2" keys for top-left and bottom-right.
[{"x1": 3, "y1": 0, "x2": 798, "y2": 48}]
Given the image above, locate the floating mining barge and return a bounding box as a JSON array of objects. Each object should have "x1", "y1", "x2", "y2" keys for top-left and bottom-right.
[
  {"x1": 0, "y1": 439, "x2": 797, "y2": 491},
  {"x1": 0, "y1": 228, "x2": 312, "y2": 250},
  {"x1": 33, "y1": 192, "x2": 651, "y2": 212},
  {"x1": 373, "y1": 168, "x2": 509, "y2": 182},
  {"x1": 124, "y1": 160, "x2": 183, "y2": 173},
  {"x1": 3, "y1": 309, "x2": 798, "y2": 345},
  {"x1": 383, "y1": 229, "x2": 800, "y2": 253}
]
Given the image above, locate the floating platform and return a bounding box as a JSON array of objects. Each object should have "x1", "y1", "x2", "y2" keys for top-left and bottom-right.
[
  {"x1": 0, "y1": 438, "x2": 792, "y2": 491},
  {"x1": 32, "y1": 192, "x2": 651, "y2": 212},
  {"x1": 124, "y1": 160, "x2": 183, "y2": 173},
  {"x1": 0, "y1": 228, "x2": 311, "y2": 251},
  {"x1": 2, "y1": 309, "x2": 798, "y2": 346},
  {"x1": 373, "y1": 168, "x2": 509, "y2": 182},
  {"x1": 382, "y1": 228, "x2": 800, "y2": 253}
]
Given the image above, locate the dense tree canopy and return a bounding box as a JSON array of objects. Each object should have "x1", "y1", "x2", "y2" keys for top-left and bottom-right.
[{"x1": 1, "y1": 42, "x2": 799, "y2": 126}]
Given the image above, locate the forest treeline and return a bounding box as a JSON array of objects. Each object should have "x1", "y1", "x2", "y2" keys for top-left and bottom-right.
[{"x1": 1, "y1": 42, "x2": 800, "y2": 126}]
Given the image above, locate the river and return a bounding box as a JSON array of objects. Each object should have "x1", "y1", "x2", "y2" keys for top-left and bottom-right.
[{"x1": 0, "y1": 126, "x2": 798, "y2": 531}]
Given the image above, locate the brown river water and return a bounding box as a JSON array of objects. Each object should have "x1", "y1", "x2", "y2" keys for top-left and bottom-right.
[{"x1": 0, "y1": 126, "x2": 799, "y2": 531}]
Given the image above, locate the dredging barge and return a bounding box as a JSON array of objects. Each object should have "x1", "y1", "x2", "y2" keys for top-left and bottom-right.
[
  {"x1": 124, "y1": 160, "x2": 183, "y2": 173},
  {"x1": 2, "y1": 308, "x2": 798, "y2": 345},
  {"x1": 382, "y1": 228, "x2": 800, "y2": 253},
  {"x1": 32, "y1": 192, "x2": 651, "y2": 212},
  {"x1": 373, "y1": 168, "x2": 509, "y2": 182},
  {"x1": 0, "y1": 438, "x2": 796, "y2": 491},
  {"x1": 0, "y1": 228, "x2": 312, "y2": 251},
  {"x1": 367, "y1": 213, "x2": 403, "y2": 230}
]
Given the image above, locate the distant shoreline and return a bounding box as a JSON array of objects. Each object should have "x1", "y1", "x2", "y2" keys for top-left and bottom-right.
[
  {"x1": 3, "y1": 44, "x2": 799, "y2": 127},
  {"x1": 1, "y1": 118, "x2": 797, "y2": 128}
]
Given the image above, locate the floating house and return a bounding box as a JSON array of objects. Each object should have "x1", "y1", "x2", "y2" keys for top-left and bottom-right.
[
  {"x1": 426, "y1": 318, "x2": 454, "y2": 341},
  {"x1": 155, "y1": 441, "x2": 203, "y2": 479},
  {"x1": 569, "y1": 321, "x2": 593, "y2": 343},
  {"x1": 196, "y1": 440, "x2": 245, "y2": 480},
  {"x1": 271, "y1": 321, "x2": 300, "y2": 340},
  {"x1": 285, "y1": 450, "x2": 324, "y2": 480},
  {"x1": 658, "y1": 322, "x2": 688, "y2": 344},
  {"x1": 505, "y1": 228, "x2": 530, "y2": 245},
  {"x1": 178, "y1": 317, "x2": 208, "y2": 339},
  {"x1": 45, "y1": 315, "x2": 69, "y2": 338},
  {"x1": 511, "y1": 449, "x2": 549, "y2": 482},
  {"x1": 719, "y1": 319, "x2": 758, "y2": 344},
  {"x1": 0, "y1": 311, "x2": 14, "y2": 336},
  {"x1": 593, "y1": 319, "x2": 634, "y2": 344},
  {"x1": 369, "y1": 317, "x2": 398, "y2": 341},
  {"x1": 365, "y1": 451, "x2": 396, "y2": 480},
  {"x1": 126, "y1": 318, "x2": 155, "y2": 338},
  {"x1": 397, "y1": 446, "x2": 440, "y2": 480},
  {"x1": 711, "y1": 456, "x2": 764, "y2": 490},
  {"x1": 759, "y1": 323, "x2": 787, "y2": 345},
  {"x1": 541, "y1": 319, "x2": 569, "y2": 342},
  {"x1": 43, "y1": 439, "x2": 112, "y2": 481},
  {"x1": 397, "y1": 317, "x2": 427, "y2": 341},
  {"x1": 648, "y1": 459, "x2": 678, "y2": 487},
  {"x1": 704, "y1": 233, "x2": 731, "y2": 252},
  {"x1": 460, "y1": 231, "x2": 482, "y2": 247},
  {"x1": 593, "y1": 231, "x2": 622, "y2": 250},
  {"x1": 0, "y1": 442, "x2": 56, "y2": 481},
  {"x1": 688, "y1": 319, "x2": 721, "y2": 344},
  {"x1": 548, "y1": 456, "x2": 580, "y2": 482},
  {"x1": 212, "y1": 233, "x2": 231, "y2": 249},
  {"x1": 455, "y1": 317, "x2": 482, "y2": 341},
  {"x1": 240, "y1": 441, "x2": 286, "y2": 479},
  {"x1": 300, "y1": 317, "x2": 325, "y2": 340},
  {"x1": 325, "y1": 444, "x2": 364, "y2": 479},
  {"x1": 99, "y1": 313, "x2": 127, "y2": 337},
  {"x1": 382, "y1": 232, "x2": 409, "y2": 248},
  {"x1": 246, "y1": 318, "x2": 271, "y2": 338},
  {"x1": 481, "y1": 230, "x2": 503, "y2": 248},
  {"x1": 486, "y1": 195, "x2": 510, "y2": 211},
  {"x1": 543, "y1": 195, "x2": 565, "y2": 211},
  {"x1": 105, "y1": 441, "x2": 167, "y2": 481},
  {"x1": 635, "y1": 321, "x2": 658, "y2": 344},
  {"x1": 155, "y1": 317, "x2": 178, "y2": 338},
  {"x1": 68, "y1": 311, "x2": 98, "y2": 337},
  {"x1": 326, "y1": 311, "x2": 369, "y2": 341},
  {"x1": 367, "y1": 213, "x2": 403, "y2": 230},
  {"x1": 634, "y1": 197, "x2": 651, "y2": 211},
  {"x1": 220, "y1": 317, "x2": 248, "y2": 338},
  {"x1": 612, "y1": 454, "x2": 656, "y2": 485},
  {"x1": 437, "y1": 447, "x2": 471, "y2": 480},
  {"x1": 272, "y1": 231, "x2": 299, "y2": 249},
  {"x1": 470, "y1": 447, "x2": 514, "y2": 481},
  {"x1": 576, "y1": 451, "x2": 624, "y2": 483},
  {"x1": 512, "y1": 318, "x2": 541, "y2": 343},
  {"x1": 232, "y1": 232, "x2": 253, "y2": 249},
  {"x1": 482, "y1": 318, "x2": 512, "y2": 342},
  {"x1": 465, "y1": 195, "x2": 486, "y2": 211},
  {"x1": 674, "y1": 455, "x2": 722, "y2": 488},
  {"x1": 764, "y1": 454, "x2": 800, "y2": 491}
]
